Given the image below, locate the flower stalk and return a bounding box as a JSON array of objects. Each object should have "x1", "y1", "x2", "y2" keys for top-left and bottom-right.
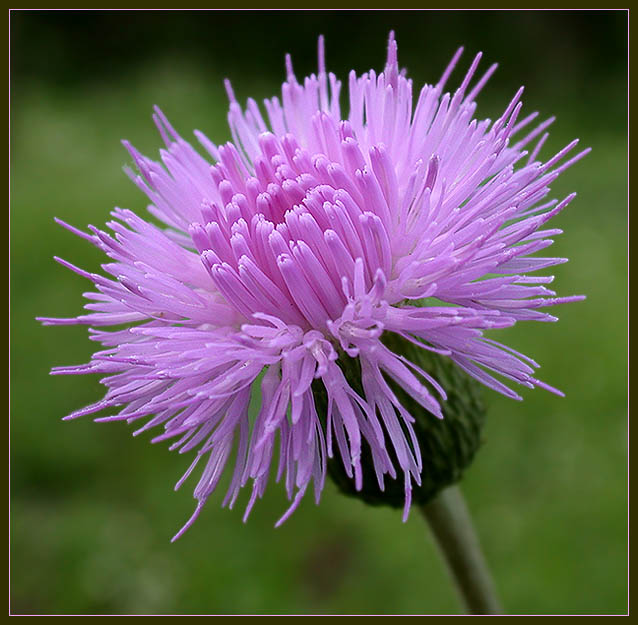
[{"x1": 421, "y1": 484, "x2": 503, "y2": 615}]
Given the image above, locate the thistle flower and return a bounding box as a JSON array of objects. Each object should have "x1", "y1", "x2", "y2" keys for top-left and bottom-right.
[{"x1": 39, "y1": 33, "x2": 587, "y2": 540}]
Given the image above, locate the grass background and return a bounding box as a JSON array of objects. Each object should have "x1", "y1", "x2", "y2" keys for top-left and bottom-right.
[{"x1": 10, "y1": 10, "x2": 627, "y2": 615}]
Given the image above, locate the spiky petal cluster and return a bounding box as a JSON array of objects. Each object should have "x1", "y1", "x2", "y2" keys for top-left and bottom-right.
[{"x1": 40, "y1": 34, "x2": 586, "y2": 539}]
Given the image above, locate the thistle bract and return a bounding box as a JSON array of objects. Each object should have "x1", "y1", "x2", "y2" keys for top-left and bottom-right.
[{"x1": 40, "y1": 33, "x2": 586, "y2": 540}]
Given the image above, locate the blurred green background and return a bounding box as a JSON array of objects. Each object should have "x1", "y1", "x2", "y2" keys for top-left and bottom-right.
[{"x1": 10, "y1": 10, "x2": 627, "y2": 615}]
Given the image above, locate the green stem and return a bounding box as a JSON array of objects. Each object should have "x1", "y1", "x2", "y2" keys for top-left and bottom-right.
[{"x1": 420, "y1": 485, "x2": 503, "y2": 615}]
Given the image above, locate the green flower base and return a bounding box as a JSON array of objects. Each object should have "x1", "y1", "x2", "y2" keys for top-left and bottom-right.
[{"x1": 314, "y1": 332, "x2": 486, "y2": 509}]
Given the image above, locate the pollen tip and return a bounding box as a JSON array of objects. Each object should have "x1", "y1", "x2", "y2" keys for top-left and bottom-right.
[{"x1": 224, "y1": 79, "x2": 236, "y2": 103}]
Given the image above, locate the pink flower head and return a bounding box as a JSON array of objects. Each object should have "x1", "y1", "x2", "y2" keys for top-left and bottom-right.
[{"x1": 40, "y1": 33, "x2": 587, "y2": 539}]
